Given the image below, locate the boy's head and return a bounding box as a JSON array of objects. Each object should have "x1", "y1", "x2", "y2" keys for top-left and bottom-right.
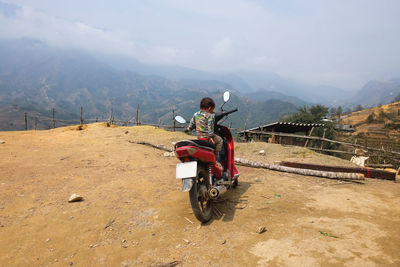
[{"x1": 200, "y1": 97, "x2": 215, "y2": 112}]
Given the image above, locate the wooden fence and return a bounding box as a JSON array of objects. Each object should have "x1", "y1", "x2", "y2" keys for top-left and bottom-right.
[{"x1": 240, "y1": 129, "x2": 400, "y2": 165}]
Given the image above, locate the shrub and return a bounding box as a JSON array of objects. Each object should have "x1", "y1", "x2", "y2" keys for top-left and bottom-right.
[{"x1": 366, "y1": 113, "x2": 375, "y2": 123}]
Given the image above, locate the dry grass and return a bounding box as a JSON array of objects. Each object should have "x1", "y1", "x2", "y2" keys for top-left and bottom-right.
[{"x1": 0, "y1": 124, "x2": 399, "y2": 266}]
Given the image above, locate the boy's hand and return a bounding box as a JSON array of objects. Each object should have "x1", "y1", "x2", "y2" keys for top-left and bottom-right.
[{"x1": 210, "y1": 137, "x2": 215, "y2": 144}]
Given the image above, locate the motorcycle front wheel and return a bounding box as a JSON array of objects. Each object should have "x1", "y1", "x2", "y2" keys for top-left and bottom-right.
[{"x1": 189, "y1": 165, "x2": 213, "y2": 223}]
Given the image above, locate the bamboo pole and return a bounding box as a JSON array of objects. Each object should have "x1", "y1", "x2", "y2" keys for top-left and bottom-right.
[
  {"x1": 320, "y1": 128, "x2": 327, "y2": 150},
  {"x1": 80, "y1": 107, "x2": 83, "y2": 125},
  {"x1": 353, "y1": 138, "x2": 358, "y2": 154},
  {"x1": 304, "y1": 126, "x2": 314, "y2": 147},
  {"x1": 52, "y1": 108, "x2": 55, "y2": 128},
  {"x1": 24, "y1": 112, "x2": 27, "y2": 130},
  {"x1": 136, "y1": 104, "x2": 139, "y2": 126},
  {"x1": 109, "y1": 108, "x2": 113, "y2": 124},
  {"x1": 172, "y1": 109, "x2": 176, "y2": 132}
]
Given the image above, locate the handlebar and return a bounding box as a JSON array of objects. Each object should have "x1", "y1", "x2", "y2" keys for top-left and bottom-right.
[{"x1": 215, "y1": 108, "x2": 238, "y2": 122}]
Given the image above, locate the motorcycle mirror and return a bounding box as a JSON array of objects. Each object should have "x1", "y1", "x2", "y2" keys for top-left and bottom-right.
[
  {"x1": 223, "y1": 91, "x2": 230, "y2": 102},
  {"x1": 175, "y1": 115, "x2": 186, "y2": 124}
]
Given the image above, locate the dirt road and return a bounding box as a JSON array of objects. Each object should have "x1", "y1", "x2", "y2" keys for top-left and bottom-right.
[{"x1": 1, "y1": 124, "x2": 399, "y2": 266}]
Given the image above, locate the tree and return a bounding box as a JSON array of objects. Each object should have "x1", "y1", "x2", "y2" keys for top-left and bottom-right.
[
  {"x1": 336, "y1": 106, "x2": 343, "y2": 117},
  {"x1": 283, "y1": 104, "x2": 335, "y2": 148},
  {"x1": 354, "y1": 104, "x2": 363, "y2": 112},
  {"x1": 329, "y1": 107, "x2": 337, "y2": 117},
  {"x1": 284, "y1": 105, "x2": 329, "y2": 124},
  {"x1": 378, "y1": 110, "x2": 388, "y2": 121},
  {"x1": 344, "y1": 108, "x2": 352, "y2": 115}
]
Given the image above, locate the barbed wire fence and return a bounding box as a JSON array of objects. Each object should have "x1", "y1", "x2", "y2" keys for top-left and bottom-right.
[
  {"x1": 16, "y1": 105, "x2": 400, "y2": 167},
  {"x1": 22, "y1": 106, "x2": 185, "y2": 131}
]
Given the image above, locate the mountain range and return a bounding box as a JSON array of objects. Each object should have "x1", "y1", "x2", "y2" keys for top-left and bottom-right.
[
  {"x1": 0, "y1": 39, "x2": 299, "y2": 130},
  {"x1": 348, "y1": 79, "x2": 400, "y2": 108},
  {"x1": 0, "y1": 38, "x2": 399, "y2": 131}
]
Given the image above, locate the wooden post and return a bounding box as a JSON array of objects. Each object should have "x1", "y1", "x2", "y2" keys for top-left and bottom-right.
[
  {"x1": 320, "y1": 128, "x2": 327, "y2": 150},
  {"x1": 24, "y1": 112, "x2": 28, "y2": 130},
  {"x1": 136, "y1": 104, "x2": 139, "y2": 126},
  {"x1": 80, "y1": 107, "x2": 83, "y2": 125},
  {"x1": 52, "y1": 108, "x2": 55, "y2": 128},
  {"x1": 271, "y1": 129, "x2": 276, "y2": 143},
  {"x1": 96, "y1": 117, "x2": 98, "y2": 122},
  {"x1": 172, "y1": 109, "x2": 176, "y2": 131},
  {"x1": 34, "y1": 117, "x2": 38, "y2": 130},
  {"x1": 109, "y1": 108, "x2": 113, "y2": 124},
  {"x1": 158, "y1": 118, "x2": 162, "y2": 128},
  {"x1": 304, "y1": 127, "x2": 315, "y2": 147},
  {"x1": 353, "y1": 138, "x2": 358, "y2": 154},
  {"x1": 229, "y1": 122, "x2": 232, "y2": 129}
]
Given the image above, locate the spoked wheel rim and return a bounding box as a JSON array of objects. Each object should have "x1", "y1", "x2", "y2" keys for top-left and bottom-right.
[
  {"x1": 189, "y1": 166, "x2": 213, "y2": 222},
  {"x1": 197, "y1": 184, "x2": 211, "y2": 214}
]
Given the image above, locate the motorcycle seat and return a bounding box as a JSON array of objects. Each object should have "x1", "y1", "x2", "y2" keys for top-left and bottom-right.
[{"x1": 175, "y1": 139, "x2": 215, "y2": 151}]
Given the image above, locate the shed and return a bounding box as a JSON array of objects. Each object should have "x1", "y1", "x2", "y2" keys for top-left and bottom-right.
[{"x1": 238, "y1": 122, "x2": 325, "y2": 145}]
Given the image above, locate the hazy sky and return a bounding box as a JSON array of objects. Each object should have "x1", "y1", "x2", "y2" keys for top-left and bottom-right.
[{"x1": 1, "y1": 0, "x2": 399, "y2": 90}]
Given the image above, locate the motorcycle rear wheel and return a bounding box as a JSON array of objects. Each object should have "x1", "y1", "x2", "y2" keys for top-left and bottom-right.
[{"x1": 189, "y1": 165, "x2": 213, "y2": 223}]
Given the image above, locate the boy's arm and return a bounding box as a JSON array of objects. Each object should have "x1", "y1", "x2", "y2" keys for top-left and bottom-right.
[
  {"x1": 207, "y1": 113, "x2": 215, "y2": 137},
  {"x1": 187, "y1": 116, "x2": 195, "y2": 131}
]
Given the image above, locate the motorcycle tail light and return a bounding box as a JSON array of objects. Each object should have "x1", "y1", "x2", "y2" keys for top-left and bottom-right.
[{"x1": 187, "y1": 147, "x2": 197, "y2": 155}]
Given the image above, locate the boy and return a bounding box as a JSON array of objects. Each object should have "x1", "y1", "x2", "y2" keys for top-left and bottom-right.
[{"x1": 186, "y1": 97, "x2": 223, "y2": 157}]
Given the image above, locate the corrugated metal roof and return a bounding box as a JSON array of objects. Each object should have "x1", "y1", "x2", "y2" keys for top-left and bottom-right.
[{"x1": 238, "y1": 121, "x2": 325, "y2": 134}]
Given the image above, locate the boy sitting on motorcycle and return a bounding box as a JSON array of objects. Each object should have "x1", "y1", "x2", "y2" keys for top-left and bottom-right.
[{"x1": 186, "y1": 97, "x2": 223, "y2": 157}]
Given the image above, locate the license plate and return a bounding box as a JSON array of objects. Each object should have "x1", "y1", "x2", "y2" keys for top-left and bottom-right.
[{"x1": 176, "y1": 161, "x2": 197, "y2": 179}]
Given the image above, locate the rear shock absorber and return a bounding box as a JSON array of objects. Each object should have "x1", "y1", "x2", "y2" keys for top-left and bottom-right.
[{"x1": 209, "y1": 164, "x2": 213, "y2": 186}]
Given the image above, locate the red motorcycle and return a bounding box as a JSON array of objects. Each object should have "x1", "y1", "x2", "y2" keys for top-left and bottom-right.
[{"x1": 174, "y1": 92, "x2": 239, "y2": 222}]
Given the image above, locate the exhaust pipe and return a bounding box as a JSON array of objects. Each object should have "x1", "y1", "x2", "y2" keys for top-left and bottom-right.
[{"x1": 209, "y1": 185, "x2": 227, "y2": 199}]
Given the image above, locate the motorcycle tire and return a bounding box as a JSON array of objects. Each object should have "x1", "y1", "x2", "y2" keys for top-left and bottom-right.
[{"x1": 189, "y1": 165, "x2": 213, "y2": 223}]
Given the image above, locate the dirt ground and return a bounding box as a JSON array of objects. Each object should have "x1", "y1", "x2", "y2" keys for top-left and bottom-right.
[{"x1": 0, "y1": 123, "x2": 399, "y2": 266}]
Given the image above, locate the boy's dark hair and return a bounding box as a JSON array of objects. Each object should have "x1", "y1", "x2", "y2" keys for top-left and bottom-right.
[{"x1": 200, "y1": 97, "x2": 215, "y2": 109}]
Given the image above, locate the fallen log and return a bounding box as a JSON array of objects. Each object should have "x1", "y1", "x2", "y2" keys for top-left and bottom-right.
[
  {"x1": 279, "y1": 161, "x2": 395, "y2": 180},
  {"x1": 235, "y1": 158, "x2": 364, "y2": 181},
  {"x1": 131, "y1": 140, "x2": 364, "y2": 181},
  {"x1": 129, "y1": 141, "x2": 173, "y2": 152}
]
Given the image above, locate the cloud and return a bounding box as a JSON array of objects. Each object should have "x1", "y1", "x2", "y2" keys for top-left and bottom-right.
[
  {"x1": 211, "y1": 38, "x2": 233, "y2": 59},
  {"x1": 1, "y1": 0, "x2": 400, "y2": 89},
  {"x1": 0, "y1": 1, "x2": 19, "y2": 17},
  {"x1": 0, "y1": 2, "x2": 189, "y2": 65}
]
